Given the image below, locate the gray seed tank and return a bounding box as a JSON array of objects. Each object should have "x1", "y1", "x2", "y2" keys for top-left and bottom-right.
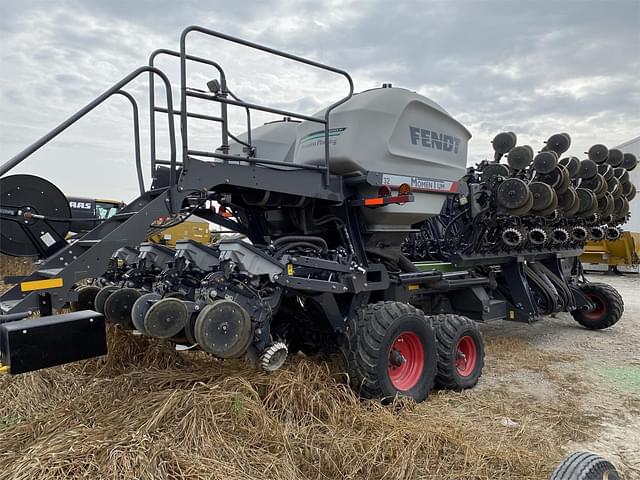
[
  {"x1": 228, "y1": 86, "x2": 471, "y2": 232},
  {"x1": 293, "y1": 85, "x2": 471, "y2": 231}
]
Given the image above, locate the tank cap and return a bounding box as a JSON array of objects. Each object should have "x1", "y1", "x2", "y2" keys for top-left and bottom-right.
[{"x1": 381, "y1": 83, "x2": 393, "y2": 88}]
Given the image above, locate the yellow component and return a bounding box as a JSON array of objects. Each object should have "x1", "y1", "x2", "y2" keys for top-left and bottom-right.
[
  {"x1": 0, "y1": 364, "x2": 9, "y2": 375},
  {"x1": 407, "y1": 284, "x2": 420, "y2": 291},
  {"x1": 20, "y1": 277, "x2": 64, "y2": 292},
  {"x1": 509, "y1": 310, "x2": 515, "y2": 320},
  {"x1": 581, "y1": 232, "x2": 640, "y2": 268},
  {"x1": 147, "y1": 220, "x2": 212, "y2": 247},
  {"x1": 287, "y1": 264, "x2": 294, "y2": 276}
]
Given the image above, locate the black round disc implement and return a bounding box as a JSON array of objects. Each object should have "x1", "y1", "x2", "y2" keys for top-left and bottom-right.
[
  {"x1": 95, "y1": 285, "x2": 119, "y2": 314},
  {"x1": 588, "y1": 144, "x2": 608, "y2": 164},
  {"x1": 144, "y1": 297, "x2": 189, "y2": 339},
  {"x1": 598, "y1": 163, "x2": 613, "y2": 181},
  {"x1": 497, "y1": 178, "x2": 530, "y2": 209},
  {"x1": 492, "y1": 132, "x2": 517, "y2": 154},
  {"x1": 529, "y1": 182, "x2": 555, "y2": 211},
  {"x1": 0, "y1": 174, "x2": 71, "y2": 257},
  {"x1": 545, "y1": 133, "x2": 571, "y2": 155},
  {"x1": 103, "y1": 287, "x2": 141, "y2": 329},
  {"x1": 506, "y1": 145, "x2": 533, "y2": 170},
  {"x1": 194, "y1": 299, "x2": 253, "y2": 358},
  {"x1": 606, "y1": 148, "x2": 624, "y2": 167},
  {"x1": 533, "y1": 151, "x2": 558, "y2": 174},
  {"x1": 622, "y1": 153, "x2": 637, "y2": 171},
  {"x1": 131, "y1": 292, "x2": 162, "y2": 334},
  {"x1": 481, "y1": 163, "x2": 509, "y2": 182},
  {"x1": 70, "y1": 285, "x2": 101, "y2": 312},
  {"x1": 559, "y1": 156, "x2": 580, "y2": 177}
]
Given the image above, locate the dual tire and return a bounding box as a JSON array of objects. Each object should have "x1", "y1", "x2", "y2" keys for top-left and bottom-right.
[{"x1": 341, "y1": 302, "x2": 484, "y2": 402}]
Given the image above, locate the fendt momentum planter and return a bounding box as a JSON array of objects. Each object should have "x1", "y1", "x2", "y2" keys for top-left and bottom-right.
[{"x1": 0, "y1": 26, "x2": 633, "y2": 401}]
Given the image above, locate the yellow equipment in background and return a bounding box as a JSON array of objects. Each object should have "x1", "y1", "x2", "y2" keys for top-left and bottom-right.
[
  {"x1": 148, "y1": 217, "x2": 213, "y2": 246},
  {"x1": 581, "y1": 232, "x2": 640, "y2": 272}
]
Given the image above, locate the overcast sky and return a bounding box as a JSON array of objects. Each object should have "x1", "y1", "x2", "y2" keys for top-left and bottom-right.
[{"x1": 1, "y1": 0, "x2": 638, "y2": 201}]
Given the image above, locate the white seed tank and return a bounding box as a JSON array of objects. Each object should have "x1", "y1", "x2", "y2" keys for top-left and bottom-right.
[{"x1": 293, "y1": 86, "x2": 471, "y2": 231}]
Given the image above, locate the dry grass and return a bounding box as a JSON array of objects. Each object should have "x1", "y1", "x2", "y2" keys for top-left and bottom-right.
[
  {"x1": 0, "y1": 327, "x2": 595, "y2": 480},
  {"x1": 0, "y1": 256, "x2": 600, "y2": 479},
  {"x1": 0, "y1": 255, "x2": 34, "y2": 294}
]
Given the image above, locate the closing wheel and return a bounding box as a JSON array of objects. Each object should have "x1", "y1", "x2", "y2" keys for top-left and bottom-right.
[
  {"x1": 549, "y1": 451, "x2": 620, "y2": 480},
  {"x1": 571, "y1": 283, "x2": 623, "y2": 330},
  {"x1": 341, "y1": 301, "x2": 437, "y2": 402},
  {"x1": 94, "y1": 285, "x2": 119, "y2": 314},
  {"x1": 70, "y1": 285, "x2": 100, "y2": 312},
  {"x1": 103, "y1": 287, "x2": 141, "y2": 328}
]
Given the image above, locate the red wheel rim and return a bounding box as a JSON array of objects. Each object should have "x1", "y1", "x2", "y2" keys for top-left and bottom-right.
[
  {"x1": 455, "y1": 335, "x2": 477, "y2": 377},
  {"x1": 388, "y1": 332, "x2": 425, "y2": 391},
  {"x1": 583, "y1": 293, "x2": 606, "y2": 321}
]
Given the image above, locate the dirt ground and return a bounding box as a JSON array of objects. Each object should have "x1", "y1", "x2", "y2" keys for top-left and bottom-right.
[
  {"x1": 0, "y1": 258, "x2": 638, "y2": 479},
  {"x1": 478, "y1": 272, "x2": 640, "y2": 476}
]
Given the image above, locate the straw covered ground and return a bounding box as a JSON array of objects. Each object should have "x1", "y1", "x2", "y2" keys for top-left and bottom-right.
[{"x1": 0, "y1": 255, "x2": 638, "y2": 479}]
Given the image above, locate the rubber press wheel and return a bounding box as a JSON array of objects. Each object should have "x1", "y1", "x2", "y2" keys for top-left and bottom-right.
[
  {"x1": 549, "y1": 451, "x2": 620, "y2": 480},
  {"x1": 341, "y1": 301, "x2": 437, "y2": 402},
  {"x1": 571, "y1": 283, "x2": 623, "y2": 330},
  {"x1": 433, "y1": 314, "x2": 485, "y2": 390}
]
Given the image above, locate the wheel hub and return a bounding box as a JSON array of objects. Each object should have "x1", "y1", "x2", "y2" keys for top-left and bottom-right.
[
  {"x1": 389, "y1": 349, "x2": 405, "y2": 368},
  {"x1": 387, "y1": 332, "x2": 425, "y2": 391},
  {"x1": 455, "y1": 335, "x2": 478, "y2": 377}
]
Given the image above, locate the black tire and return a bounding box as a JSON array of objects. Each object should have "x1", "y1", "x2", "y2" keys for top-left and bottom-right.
[
  {"x1": 433, "y1": 314, "x2": 485, "y2": 390},
  {"x1": 571, "y1": 283, "x2": 623, "y2": 330},
  {"x1": 549, "y1": 451, "x2": 620, "y2": 480},
  {"x1": 70, "y1": 285, "x2": 100, "y2": 312},
  {"x1": 94, "y1": 285, "x2": 119, "y2": 315},
  {"x1": 341, "y1": 301, "x2": 437, "y2": 402}
]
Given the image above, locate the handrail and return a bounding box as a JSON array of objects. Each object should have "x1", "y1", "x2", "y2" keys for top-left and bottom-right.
[
  {"x1": 0, "y1": 66, "x2": 177, "y2": 207},
  {"x1": 149, "y1": 49, "x2": 233, "y2": 171},
  {"x1": 114, "y1": 90, "x2": 144, "y2": 195},
  {"x1": 179, "y1": 26, "x2": 355, "y2": 184},
  {"x1": 148, "y1": 50, "x2": 254, "y2": 162}
]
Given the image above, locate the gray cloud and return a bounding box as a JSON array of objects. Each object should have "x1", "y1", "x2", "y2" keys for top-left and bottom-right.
[{"x1": 1, "y1": 0, "x2": 639, "y2": 201}]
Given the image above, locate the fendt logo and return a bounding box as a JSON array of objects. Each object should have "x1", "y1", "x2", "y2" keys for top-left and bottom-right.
[{"x1": 409, "y1": 126, "x2": 461, "y2": 154}]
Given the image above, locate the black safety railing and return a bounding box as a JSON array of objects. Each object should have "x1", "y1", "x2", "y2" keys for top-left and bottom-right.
[
  {"x1": 0, "y1": 66, "x2": 177, "y2": 205},
  {"x1": 177, "y1": 26, "x2": 354, "y2": 186},
  {"x1": 114, "y1": 90, "x2": 144, "y2": 194}
]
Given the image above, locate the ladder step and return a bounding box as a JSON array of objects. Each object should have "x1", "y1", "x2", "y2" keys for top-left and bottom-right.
[{"x1": 37, "y1": 268, "x2": 63, "y2": 278}]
